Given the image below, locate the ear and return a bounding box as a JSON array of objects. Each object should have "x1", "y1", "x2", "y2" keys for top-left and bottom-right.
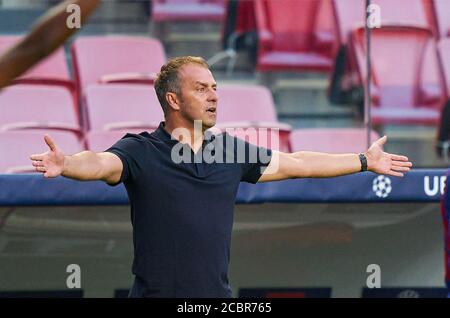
[{"x1": 166, "y1": 92, "x2": 181, "y2": 111}]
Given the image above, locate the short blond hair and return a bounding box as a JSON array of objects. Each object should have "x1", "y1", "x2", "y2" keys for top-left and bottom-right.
[{"x1": 154, "y1": 56, "x2": 210, "y2": 114}]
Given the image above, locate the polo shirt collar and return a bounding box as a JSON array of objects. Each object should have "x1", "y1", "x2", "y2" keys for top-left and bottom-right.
[
  {"x1": 154, "y1": 122, "x2": 216, "y2": 146},
  {"x1": 154, "y1": 122, "x2": 176, "y2": 144}
]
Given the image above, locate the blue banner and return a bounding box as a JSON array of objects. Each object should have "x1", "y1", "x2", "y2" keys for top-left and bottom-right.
[{"x1": 0, "y1": 169, "x2": 447, "y2": 206}]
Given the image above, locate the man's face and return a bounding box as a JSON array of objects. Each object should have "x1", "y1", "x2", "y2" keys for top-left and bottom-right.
[{"x1": 176, "y1": 63, "x2": 218, "y2": 130}]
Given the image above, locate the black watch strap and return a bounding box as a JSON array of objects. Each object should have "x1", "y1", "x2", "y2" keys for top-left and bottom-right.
[{"x1": 359, "y1": 153, "x2": 368, "y2": 172}]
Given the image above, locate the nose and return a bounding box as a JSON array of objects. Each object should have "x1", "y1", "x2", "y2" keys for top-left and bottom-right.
[{"x1": 208, "y1": 88, "x2": 218, "y2": 103}]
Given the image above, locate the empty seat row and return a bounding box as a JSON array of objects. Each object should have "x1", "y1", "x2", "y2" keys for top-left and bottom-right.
[
  {"x1": 0, "y1": 127, "x2": 379, "y2": 174},
  {"x1": 4, "y1": 29, "x2": 446, "y2": 131},
  {"x1": 217, "y1": 0, "x2": 450, "y2": 127},
  {"x1": 1, "y1": 83, "x2": 287, "y2": 132},
  {"x1": 0, "y1": 34, "x2": 166, "y2": 98},
  {"x1": 224, "y1": 0, "x2": 442, "y2": 76},
  {"x1": 1, "y1": 0, "x2": 448, "y2": 130}
]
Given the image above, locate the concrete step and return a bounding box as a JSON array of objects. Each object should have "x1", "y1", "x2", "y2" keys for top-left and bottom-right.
[
  {"x1": 384, "y1": 136, "x2": 443, "y2": 168},
  {"x1": 279, "y1": 117, "x2": 362, "y2": 130},
  {"x1": 273, "y1": 78, "x2": 356, "y2": 118},
  {"x1": 166, "y1": 39, "x2": 222, "y2": 60},
  {"x1": 150, "y1": 20, "x2": 234, "y2": 64}
]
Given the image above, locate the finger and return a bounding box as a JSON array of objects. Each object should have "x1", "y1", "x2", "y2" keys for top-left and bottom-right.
[
  {"x1": 35, "y1": 166, "x2": 47, "y2": 173},
  {"x1": 31, "y1": 160, "x2": 43, "y2": 167},
  {"x1": 391, "y1": 154, "x2": 409, "y2": 161},
  {"x1": 392, "y1": 161, "x2": 413, "y2": 168},
  {"x1": 391, "y1": 166, "x2": 410, "y2": 172},
  {"x1": 375, "y1": 135, "x2": 387, "y2": 146},
  {"x1": 44, "y1": 134, "x2": 57, "y2": 151},
  {"x1": 387, "y1": 171, "x2": 404, "y2": 177},
  {"x1": 30, "y1": 153, "x2": 46, "y2": 160}
]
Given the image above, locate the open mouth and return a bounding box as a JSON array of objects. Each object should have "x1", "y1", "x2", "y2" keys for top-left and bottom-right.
[{"x1": 206, "y1": 107, "x2": 216, "y2": 114}]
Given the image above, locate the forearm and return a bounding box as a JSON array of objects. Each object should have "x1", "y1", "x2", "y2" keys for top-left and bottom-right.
[
  {"x1": 261, "y1": 136, "x2": 411, "y2": 182},
  {"x1": 0, "y1": 0, "x2": 100, "y2": 89},
  {"x1": 62, "y1": 151, "x2": 105, "y2": 181},
  {"x1": 292, "y1": 151, "x2": 363, "y2": 178}
]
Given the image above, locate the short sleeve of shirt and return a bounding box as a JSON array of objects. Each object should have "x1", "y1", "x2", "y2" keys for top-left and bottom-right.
[
  {"x1": 226, "y1": 134, "x2": 273, "y2": 184},
  {"x1": 104, "y1": 133, "x2": 143, "y2": 186}
]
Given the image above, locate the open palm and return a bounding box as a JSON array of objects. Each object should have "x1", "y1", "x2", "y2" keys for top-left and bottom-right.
[
  {"x1": 365, "y1": 136, "x2": 412, "y2": 177},
  {"x1": 29, "y1": 134, "x2": 65, "y2": 178}
]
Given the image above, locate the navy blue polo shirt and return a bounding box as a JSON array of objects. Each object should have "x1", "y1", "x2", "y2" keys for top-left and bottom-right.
[{"x1": 105, "y1": 122, "x2": 272, "y2": 298}]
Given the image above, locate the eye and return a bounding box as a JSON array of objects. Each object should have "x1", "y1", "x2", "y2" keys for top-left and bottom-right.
[{"x1": 197, "y1": 87, "x2": 205, "y2": 92}]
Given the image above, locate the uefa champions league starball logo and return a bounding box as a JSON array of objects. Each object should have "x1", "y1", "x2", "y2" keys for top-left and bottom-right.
[
  {"x1": 396, "y1": 290, "x2": 420, "y2": 298},
  {"x1": 372, "y1": 175, "x2": 392, "y2": 198}
]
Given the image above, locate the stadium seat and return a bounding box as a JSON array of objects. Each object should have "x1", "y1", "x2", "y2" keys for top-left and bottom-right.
[
  {"x1": 151, "y1": 0, "x2": 226, "y2": 22},
  {"x1": 254, "y1": 0, "x2": 335, "y2": 73},
  {"x1": 0, "y1": 35, "x2": 72, "y2": 87},
  {"x1": 333, "y1": 0, "x2": 430, "y2": 44},
  {"x1": 289, "y1": 128, "x2": 380, "y2": 153},
  {"x1": 329, "y1": 0, "x2": 433, "y2": 102},
  {"x1": 0, "y1": 130, "x2": 84, "y2": 174},
  {"x1": 215, "y1": 84, "x2": 291, "y2": 151},
  {"x1": 0, "y1": 85, "x2": 80, "y2": 132},
  {"x1": 84, "y1": 84, "x2": 163, "y2": 131},
  {"x1": 85, "y1": 129, "x2": 155, "y2": 152},
  {"x1": 348, "y1": 25, "x2": 445, "y2": 125},
  {"x1": 71, "y1": 36, "x2": 166, "y2": 95}
]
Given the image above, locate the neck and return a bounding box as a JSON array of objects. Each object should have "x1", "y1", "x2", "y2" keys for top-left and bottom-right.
[{"x1": 164, "y1": 117, "x2": 205, "y2": 151}]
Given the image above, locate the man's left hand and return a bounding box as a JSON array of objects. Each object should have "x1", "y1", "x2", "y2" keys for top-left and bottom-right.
[{"x1": 365, "y1": 136, "x2": 413, "y2": 177}]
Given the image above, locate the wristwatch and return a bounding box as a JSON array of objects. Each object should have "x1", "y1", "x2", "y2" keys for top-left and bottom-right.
[{"x1": 359, "y1": 153, "x2": 368, "y2": 172}]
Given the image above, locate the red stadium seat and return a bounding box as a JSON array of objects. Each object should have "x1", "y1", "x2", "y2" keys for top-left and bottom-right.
[
  {"x1": 333, "y1": 0, "x2": 430, "y2": 45},
  {"x1": 85, "y1": 129, "x2": 155, "y2": 152},
  {"x1": 151, "y1": 0, "x2": 226, "y2": 22},
  {"x1": 0, "y1": 35, "x2": 72, "y2": 87},
  {"x1": 438, "y1": 39, "x2": 450, "y2": 97},
  {"x1": 215, "y1": 84, "x2": 291, "y2": 151},
  {"x1": 254, "y1": 0, "x2": 335, "y2": 73},
  {"x1": 71, "y1": 36, "x2": 166, "y2": 95},
  {"x1": 0, "y1": 85, "x2": 80, "y2": 133},
  {"x1": 329, "y1": 0, "x2": 433, "y2": 102},
  {"x1": 289, "y1": 128, "x2": 380, "y2": 153},
  {"x1": 0, "y1": 130, "x2": 84, "y2": 174},
  {"x1": 84, "y1": 84, "x2": 163, "y2": 131},
  {"x1": 349, "y1": 25, "x2": 446, "y2": 125}
]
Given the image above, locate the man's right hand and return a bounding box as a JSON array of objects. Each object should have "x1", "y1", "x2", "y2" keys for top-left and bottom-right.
[{"x1": 30, "y1": 134, "x2": 65, "y2": 178}]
